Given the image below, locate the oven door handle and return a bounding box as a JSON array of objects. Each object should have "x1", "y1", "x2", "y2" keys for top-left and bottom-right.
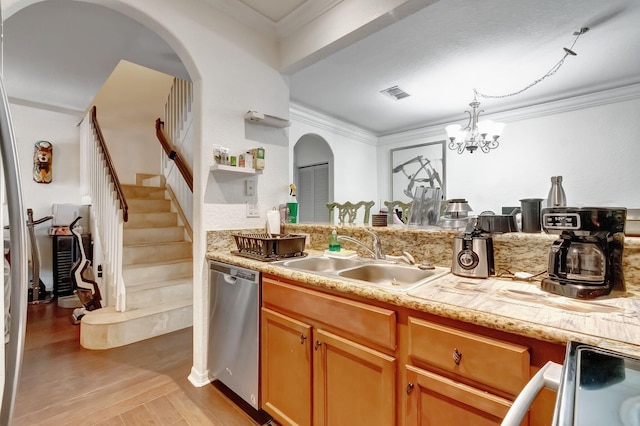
[{"x1": 501, "y1": 361, "x2": 563, "y2": 426}]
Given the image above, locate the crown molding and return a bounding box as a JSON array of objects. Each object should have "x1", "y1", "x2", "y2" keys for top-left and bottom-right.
[
  {"x1": 277, "y1": 0, "x2": 343, "y2": 38},
  {"x1": 290, "y1": 102, "x2": 378, "y2": 145},
  {"x1": 378, "y1": 83, "x2": 640, "y2": 146},
  {"x1": 204, "y1": 0, "x2": 278, "y2": 35},
  {"x1": 205, "y1": 0, "x2": 342, "y2": 38}
]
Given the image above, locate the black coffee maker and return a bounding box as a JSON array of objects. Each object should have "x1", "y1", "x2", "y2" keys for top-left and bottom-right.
[{"x1": 541, "y1": 207, "x2": 626, "y2": 299}]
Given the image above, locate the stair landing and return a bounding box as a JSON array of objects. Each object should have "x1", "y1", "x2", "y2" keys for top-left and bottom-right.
[
  {"x1": 80, "y1": 179, "x2": 193, "y2": 350},
  {"x1": 80, "y1": 299, "x2": 192, "y2": 350}
]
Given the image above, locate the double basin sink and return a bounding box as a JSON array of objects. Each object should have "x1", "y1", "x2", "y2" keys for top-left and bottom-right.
[{"x1": 276, "y1": 255, "x2": 450, "y2": 292}]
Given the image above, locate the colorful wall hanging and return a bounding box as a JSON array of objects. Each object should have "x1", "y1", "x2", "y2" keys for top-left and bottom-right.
[{"x1": 33, "y1": 140, "x2": 52, "y2": 184}]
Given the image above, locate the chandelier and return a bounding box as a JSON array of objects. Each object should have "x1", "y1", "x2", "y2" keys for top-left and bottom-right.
[
  {"x1": 445, "y1": 95, "x2": 504, "y2": 154},
  {"x1": 445, "y1": 27, "x2": 590, "y2": 154}
]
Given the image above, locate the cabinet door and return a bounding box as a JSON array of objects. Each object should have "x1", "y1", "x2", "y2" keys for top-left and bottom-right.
[
  {"x1": 313, "y1": 328, "x2": 396, "y2": 426},
  {"x1": 405, "y1": 365, "x2": 519, "y2": 426},
  {"x1": 261, "y1": 308, "x2": 313, "y2": 426}
]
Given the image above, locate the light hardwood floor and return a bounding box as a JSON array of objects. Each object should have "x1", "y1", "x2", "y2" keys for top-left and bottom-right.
[{"x1": 12, "y1": 302, "x2": 261, "y2": 426}]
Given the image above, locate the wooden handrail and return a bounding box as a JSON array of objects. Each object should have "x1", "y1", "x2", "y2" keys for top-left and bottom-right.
[
  {"x1": 155, "y1": 118, "x2": 193, "y2": 192},
  {"x1": 90, "y1": 106, "x2": 129, "y2": 222}
]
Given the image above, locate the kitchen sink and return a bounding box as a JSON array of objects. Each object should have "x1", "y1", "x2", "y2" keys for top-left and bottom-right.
[
  {"x1": 281, "y1": 256, "x2": 363, "y2": 272},
  {"x1": 277, "y1": 255, "x2": 450, "y2": 292},
  {"x1": 338, "y1": 264, "x2": 435, "y2": 287}
]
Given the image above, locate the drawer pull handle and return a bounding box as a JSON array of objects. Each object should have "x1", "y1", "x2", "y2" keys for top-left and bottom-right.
[
  {"x1": 453, "y1": 348, "x2": 462, "y2": 365},
  {"x1": 406, "y1": 382, "x2": 414, "y2": 395},
  {"x1": 300, "y1": 334, "x2": 307, "y2": 345},
  {"x1": 314, "y1": 340, "x2": 322, "y2": 351}
]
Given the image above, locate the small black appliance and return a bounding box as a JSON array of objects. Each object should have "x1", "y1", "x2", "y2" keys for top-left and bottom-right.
[{"x1": 541, "y1": 207, "x2": 626, "y2": 299}]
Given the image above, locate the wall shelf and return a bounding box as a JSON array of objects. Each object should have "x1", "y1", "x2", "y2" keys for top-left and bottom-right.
[
  {"x1": 210, "y1": 164, "x2": 255, "y2": 174},
  {"x1": 244, "y1": 110, "x2": 290, "y2": 128}
]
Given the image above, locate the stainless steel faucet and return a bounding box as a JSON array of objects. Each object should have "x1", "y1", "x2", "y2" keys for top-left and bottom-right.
[
  {"x1": 337, "y1": 229, "x2": 414, "y2": 264},
  {"x1": 337, "y1": 228, "x2": 383, "y2": 259}
]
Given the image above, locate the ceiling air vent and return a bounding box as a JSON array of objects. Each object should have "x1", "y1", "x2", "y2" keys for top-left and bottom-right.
[{"x1": 380, "y1": 85, "x2": 410, "y2": 100}]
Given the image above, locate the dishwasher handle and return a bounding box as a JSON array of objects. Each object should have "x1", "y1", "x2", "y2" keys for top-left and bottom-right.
[
  {"x1": 223, "y1": 274, "x2": 238, "y2": 285},
  {"x1": 501, "y1": 361, "x2": 562, "y2": 426}
]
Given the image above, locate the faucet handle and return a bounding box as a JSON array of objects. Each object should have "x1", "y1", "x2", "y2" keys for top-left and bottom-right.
[
  {"x1": 363, "y1": 228, "x2": 383, "y2": 258},
  {"x1": 402, "y1": 251, "x2": 416, "y2": 265},
  {"x1": 364, "y1": 228, "x2": 380, "y2": 243}
]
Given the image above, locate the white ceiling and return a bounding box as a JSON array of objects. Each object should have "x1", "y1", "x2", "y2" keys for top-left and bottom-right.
[
  {"x1": 3, "y1": 0, "x2": 640, "y2": 135},
  {"x1": 288, "y1": 0, "x2": 640, "y2": 135}
]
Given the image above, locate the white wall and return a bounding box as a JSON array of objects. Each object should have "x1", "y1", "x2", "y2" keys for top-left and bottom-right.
[
  {"x1": 290, "y1": 104, "x2": 379, "y2": 223},
  {"x1": 5, "y1": 0, "x2": 293, "y2": 389},
  {"x1": 377, "y1": 94, "x2": 640, "y2": 215},
  {"x1": 5, "y1": 103, "x2": 84, "y2": 290},
  {"x1": 91, "y1": 60, "x2": 174, "y2": 185}
]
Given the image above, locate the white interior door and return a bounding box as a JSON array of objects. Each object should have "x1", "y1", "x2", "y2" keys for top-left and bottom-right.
[{"x1": 297, "y1": 163, "x2": 329, "y2": 223}]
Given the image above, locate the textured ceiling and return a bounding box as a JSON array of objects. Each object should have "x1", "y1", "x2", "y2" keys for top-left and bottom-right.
[
  {"x1": 3, "y1": 0, "x2": 640, "y2": 136},
  {"x1": 288, "y1": 0, "x2": 640, "y2": 135}
]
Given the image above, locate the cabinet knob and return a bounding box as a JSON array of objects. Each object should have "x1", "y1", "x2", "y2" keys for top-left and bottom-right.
[
  {"x1": 406, "y1": 382, "x2": 414, "y2": 395},
  {"x1": 453, "y1": 348, "x2": 462, "y2": 365},
  {"x1": 314, "y1": 340, "x2": 322, "y2": 351},
  {"x1": 300, "y1": 334, "x2": 307, "y2": 345}
]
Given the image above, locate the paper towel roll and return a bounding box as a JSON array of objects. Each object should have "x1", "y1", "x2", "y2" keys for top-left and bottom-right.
[{"x1": 266, "y1": 209, "x2": 280, "y2": 235}]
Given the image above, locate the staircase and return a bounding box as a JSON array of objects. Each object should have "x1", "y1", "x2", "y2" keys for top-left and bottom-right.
[{"x1": 80, "y1": 177, "x2": 193, "y2": 350}]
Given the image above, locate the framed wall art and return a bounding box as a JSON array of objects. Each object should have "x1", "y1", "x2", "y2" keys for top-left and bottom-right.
[{"x1": 390, "y1": 141, "x2": 445, "y2": 203}]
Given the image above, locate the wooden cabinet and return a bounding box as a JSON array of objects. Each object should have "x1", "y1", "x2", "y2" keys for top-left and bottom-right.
[
  {"x1": 261, "y1": 275, "x2": 397, "y2": 426},
  {"x1": 261, "y1": 308, "x2": 312, "y2": 426},
  {"x1": 404, "y1": 317, "x2": 531, "y2": 426},
  {"x1": 259, "y1": 273, "x2": 564, "y2": 426}
]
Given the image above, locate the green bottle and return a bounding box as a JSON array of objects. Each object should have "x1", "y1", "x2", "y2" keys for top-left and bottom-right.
[{"x1": 328, "y1": 227, "x2": 341, "y2": 252}]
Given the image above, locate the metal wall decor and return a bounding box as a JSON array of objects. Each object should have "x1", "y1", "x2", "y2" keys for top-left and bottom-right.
[{"x1": 390, "y1": 141, "x2": 445, "y2": 202}]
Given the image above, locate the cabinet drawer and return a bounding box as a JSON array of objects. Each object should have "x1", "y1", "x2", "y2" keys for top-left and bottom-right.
[
  {"x1": 408, "y1": 317, "x2": 529, "y2": 396},
  {"x1": 263, "y1": 277, "x2": 396, "y2": 351}
]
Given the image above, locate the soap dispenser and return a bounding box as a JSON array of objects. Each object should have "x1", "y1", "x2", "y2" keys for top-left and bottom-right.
[{"x1": 328, "y1": 227, "x2": 341, "y2": 252}]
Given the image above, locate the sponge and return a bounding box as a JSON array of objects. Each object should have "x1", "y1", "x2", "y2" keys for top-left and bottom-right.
[{"x1": 324, "y1": 249, "x2": 358, "y2": 258}]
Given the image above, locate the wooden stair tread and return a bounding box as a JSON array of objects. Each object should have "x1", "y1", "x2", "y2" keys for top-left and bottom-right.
[
  {"x1": 123, "y1": 240, "x2": 192, "y2": 248},
  {"x1": 125, "y1": 277, "x2": 193, "y2": 292},
  {"x1": 123, "y1": 258, "x2": 192, "y2": 269}
]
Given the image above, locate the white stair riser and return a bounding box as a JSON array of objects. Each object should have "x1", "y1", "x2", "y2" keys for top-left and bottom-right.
[
  {"x1": 126, "y1": 282, "x2": 192, "y2": 310},
  {"x1": 123, "y1": 227, "x2": 185, "y2": 245},
  {"x1": 123, "y1": 242, "x2": 192, "y2": 265},
  {"x1": 80, "y1": 304, "x2": 193, "y2": 350},
  {"x1": 125, "y1": 212, "x2": 178, "y2": 229},
  {"x1": 128, "y1": 199, "x2": 171, "y2": 213},
  {"x1": 123, "y1": 261, "x2": 192, "y2": 284},
  {"x1": 137, "y1": 175, "x2": 165, "y2": 187}
]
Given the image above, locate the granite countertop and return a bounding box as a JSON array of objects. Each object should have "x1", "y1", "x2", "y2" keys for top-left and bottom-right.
[{"x1": 206, "y1": 248, "x2": 640, "y2": 358}]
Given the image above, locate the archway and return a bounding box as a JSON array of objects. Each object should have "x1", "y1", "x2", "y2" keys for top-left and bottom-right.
[{"x1": 293, "y1": 133, "x2": 333, "y2": 223}]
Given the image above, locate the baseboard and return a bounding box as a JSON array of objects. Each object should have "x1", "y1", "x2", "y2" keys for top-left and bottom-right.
[{"x1": 188, "y1": 366, "x2": 210, "y2": 387}]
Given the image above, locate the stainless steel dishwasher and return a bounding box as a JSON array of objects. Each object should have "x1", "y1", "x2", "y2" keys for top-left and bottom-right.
[{"x1": 208, "y1": 259, "x2": 270, "y2": 423}]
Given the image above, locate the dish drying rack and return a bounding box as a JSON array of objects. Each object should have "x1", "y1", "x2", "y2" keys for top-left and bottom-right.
[{"x1": 232, "y1": 233, "x2": 307, "y2": 261}]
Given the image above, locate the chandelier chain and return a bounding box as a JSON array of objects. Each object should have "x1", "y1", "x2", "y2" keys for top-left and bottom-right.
[{"x1": 474, "y1": 28, "x2": 588, "y2": 100}]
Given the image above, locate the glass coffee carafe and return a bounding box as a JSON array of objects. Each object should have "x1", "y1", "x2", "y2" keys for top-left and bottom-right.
[{"x1": 563, "y1": 241, "x2": 606, "y2": 282}]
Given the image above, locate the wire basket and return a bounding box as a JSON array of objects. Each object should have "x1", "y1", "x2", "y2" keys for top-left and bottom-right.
[{"x1": 232, "y1": 233, "x2": 306, "y2": 260}]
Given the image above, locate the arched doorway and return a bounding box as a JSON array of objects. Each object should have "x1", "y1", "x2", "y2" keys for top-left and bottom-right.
[{"x1": 293, "y1": 133, "x2": 333, "y2": 223}]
